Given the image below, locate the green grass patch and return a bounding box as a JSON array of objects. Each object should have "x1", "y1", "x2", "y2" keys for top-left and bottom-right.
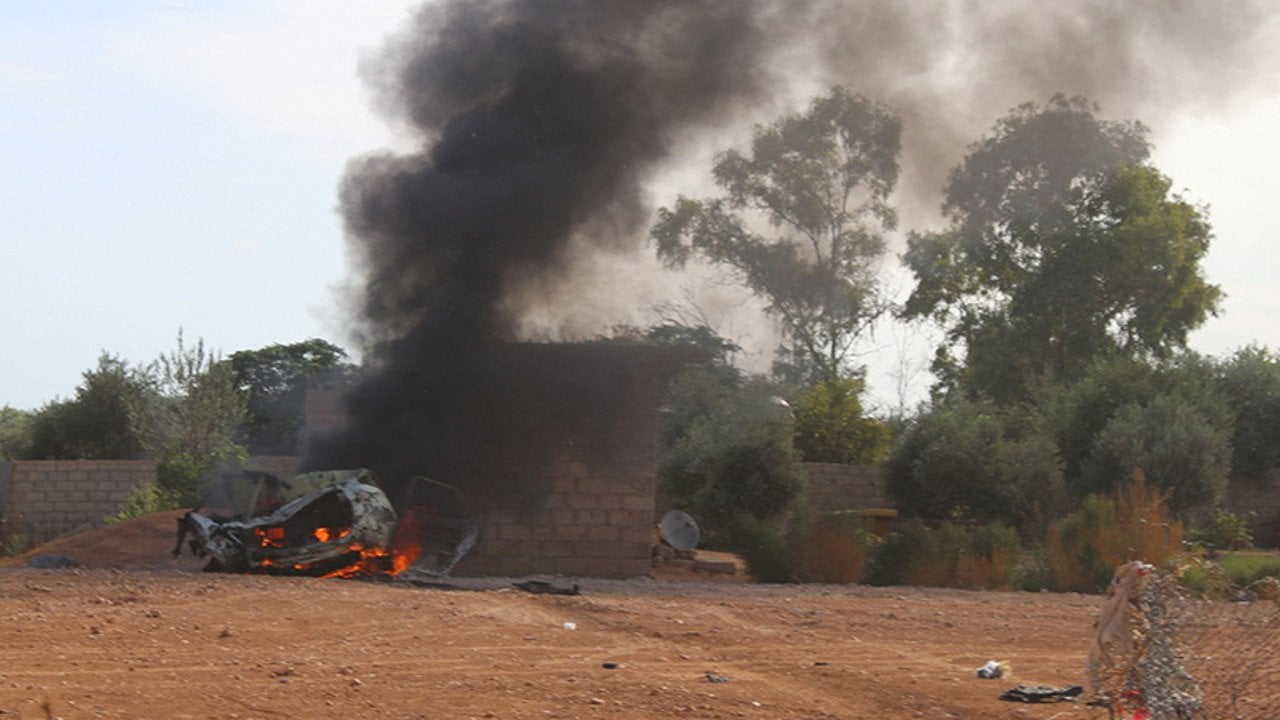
[
  {"x1": 1178, "y1": 550, "x2": 1280, "y2": 598},
  {"x1": 1219, "y1": 550, "x2": 1280, "y2": 587}
]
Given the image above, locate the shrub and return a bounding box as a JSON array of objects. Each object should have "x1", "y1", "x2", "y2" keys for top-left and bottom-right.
[
  {"x1": 1187, "y1": 509, "x2": 1253, "y2": 551},
  {"x1": 727, "y1": 513, "x2": 795, "y2": 583},
  {"x1": 660, "y1": 370, "x2": 805, "y2": 543},
  {"x1": 1178, "y1": 551, "x2": 1280, "y2": 599},
  {"x1": 864, "y1": 519, "x2": 1020, "y2": 590},
  {"x1": 1081, "y1": 392, "x2": 1231, "y2": 517},
  {"x1": 884, "y1": 398, "x2": 1064, "y2": 535},
  {"x1": 1046, "y1": 474, "x2": 1184, "y2": 592},
  {"x1": 105, "y1": 482, "x2": 187, "y2": 525},
  {"x1": 1213, "y1": 346, "x2": 1280, "y2": 485},
  {"x1": 796, "y1": 513, "x2": 877, "y2": 583},
  {"x1": 791, "y1": 377, "x2": 892, "y2": 464},
  {"x1": 131, "y1": 333, "x2": 249, "y2": 507},
  {"x1": 865, "y1": 519, "x2": 942, "y2": 587},
  {"x1": 1219, "y1": 551, "x2": 1280, "y2": 589},
  {"x1": 23, "y1": 354, "x2": 147, "y2": 460}
]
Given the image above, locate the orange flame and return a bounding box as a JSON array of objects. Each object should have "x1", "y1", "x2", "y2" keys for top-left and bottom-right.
[
  {"x1": 312, "y1": 527, "x2": 351, "y2": 543},
  {"x1": 254, "y1": 526, "x2": 287, "y2": 548},
  {"x1": 249, "y1": 506, "x2": 432, "y2": 578},
  {"x1": 314, "y1": 534, "x2": 423, "y2": 579}
]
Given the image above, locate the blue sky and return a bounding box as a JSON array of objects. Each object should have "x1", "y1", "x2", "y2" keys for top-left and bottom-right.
[
  {"x1": 3, "y1": 2, "x2": 418, "y2": 410},
  {"x1": 3, "y1": 2, "x2": 1279, "y2": 412}
]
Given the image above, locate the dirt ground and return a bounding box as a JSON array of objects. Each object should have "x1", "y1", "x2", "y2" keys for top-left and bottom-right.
[{"x1": 0, "y1": 514, "x2": 1261, "y2": 719}]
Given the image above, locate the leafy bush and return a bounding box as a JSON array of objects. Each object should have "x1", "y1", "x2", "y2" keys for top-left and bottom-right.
[
  {"x1": 104, "y1": 482, "x2": 186, "y2": 525},
  {"x1": 131, "y1": 333, "x2": 249, "y2": 506},
  {"x1": 1218, "y1": 551, "x2": 1280, "y2": 589},
  {"x1": 1046, "y1": 474, "x2": 1184, "y2": 592},
  {"x1": 1042, "y1": 357, "x2": 1159, "y2": 485},
  {"x1": 1081, "y1": 392, "x2": 1230, "y2": 517},
  {"x1": 1187, "y1": 509, "x2": 1253, "y2": 551},
  {"x1": 727, "y1": 513, "x2": 795, "y2": 583},
  {"x1": 791, "y1": 377, "x2": 891, "y2": 464},
  {"x1": 864, "y1": 519, "x2": 938, "y2": 587},
  {"x1": 1178, "y1": 551, "x2": 1280, "y2": 599},
  {"x1": 660, "y1": 369, "x2": 805, "y2": 543},
  {"x1": 0, "y1": 406, "x2": 33, "y2": 459},
  {"x1": 864, "y1": 519, "x2": 1020, "y2": 590},
  {"x1": 23, "y1": 354, "x2": 147, "y2": 460},
  {"x1": 884, "y1": 398, "x2": 1064, "y2": 535},
  {"x1": 1213, "y1": 346, "x2": 1280, "y2": 485}
]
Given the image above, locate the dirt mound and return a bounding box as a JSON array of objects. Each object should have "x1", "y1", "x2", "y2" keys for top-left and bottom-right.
[{"x1": 0, "y1": 511, "x2": 206, "y2": 571}]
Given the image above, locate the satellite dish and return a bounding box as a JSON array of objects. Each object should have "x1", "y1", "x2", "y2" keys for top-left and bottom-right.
[{"x1": 660, "y1": 510, "x2": 700, "y2": 552}]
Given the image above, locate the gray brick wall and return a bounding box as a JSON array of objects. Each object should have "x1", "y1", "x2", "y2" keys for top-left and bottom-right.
[
  {"x1": 453, "y1": 346, "x2": 671, "y2": 579},
  {"x1": 1, "y1": 460, "x2": 155, "y2": 545},
  {"x1": 803, "y1": 462, "x2": 891, "y2": 514}
]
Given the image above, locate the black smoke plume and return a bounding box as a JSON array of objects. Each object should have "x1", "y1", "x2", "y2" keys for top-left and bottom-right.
[
  {"x1": 307, "y1": 0, "x2": 1274, "y2": 490},
  {"x1": 304, "y1": 0, "x2": 781, "y2": 488}
]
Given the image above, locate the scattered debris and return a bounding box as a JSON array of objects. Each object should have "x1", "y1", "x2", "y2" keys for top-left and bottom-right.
[
  {"x1": 999, "y1": 685, "x2": 1084, "y2": 703},
  {"x1": 601, "y1": 662, "x2": 620, "y2": 670},
  {"x1": 562, "y1": 622, "x2": 577, "y2": 631},
  {"x1": 705, "y1": 671, "x2": 730, "y2": 683},
  {"x1": 513, "y1": 580, "x2": 580, "y2": 596},
  {"x1": 976, "y1": 659, "x2": 1011, "y2": 679}
]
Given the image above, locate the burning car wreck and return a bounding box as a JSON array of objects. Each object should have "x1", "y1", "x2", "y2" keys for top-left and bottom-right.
[{"x1": 174, "y1": 468, "x2": 478, "y2": 579}]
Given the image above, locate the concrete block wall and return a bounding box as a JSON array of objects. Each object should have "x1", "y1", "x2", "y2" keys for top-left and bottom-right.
[
  {"x1": 1, "y1": 460, "x2": 155, "y2": 545},
  {"x1": 1225, "y1": 472, "x2": 1280, "y2": 548},
  {"x1": 450, "y1": 345, "x2": 673, "y2": 579},
  {"x1": 0, "y1": 457, "x2": 303, "y2": 547},
  {"x1": 803, "y1": 462, "x2": 890, "y2": 514},
  {"x1": 459, "y1": 444, "x2": 658, "y2": 579}
]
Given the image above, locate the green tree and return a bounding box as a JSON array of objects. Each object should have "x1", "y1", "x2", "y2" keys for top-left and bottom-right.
[
  {"x1": 24, "y1": 354, "x2": 147, "y2": 460},
  {"x1": 132, "y1": 333, "x2": 248, "y2": 506},
  {"x1": 790, "y1": 376, "x2": 891, "y2": 463},
  {"x1": 1042, "y1": 355, "x2": 1232, "y2": 513},
  {"x1": 1212, "y1": 346, "x2": 1280, "y2": 485},
  {"x1": 659, "y1": 366, "x2": 805, "y2": 545},
  {"x1": 228, "y1": 338, "x2": 354, "y2": 455},
  {"x1": 652, "y1": 86, "x2": 901, "y2": 384},
  {"x1": 1082, "y1": 392, "x2": 1231, "y2": 516},
  {"x1": 0, "y1": 405, "x2": 34, "y2": 459},
  {"x1": 1040, "y1": 357, "x2": 1162, "y2": 486},
  {"x1": 883, "y1": 397, "x2": 1064, "y2": 535},
  {"x1": 903, "y1": 95, "x2": 1221, "y2": 403}
]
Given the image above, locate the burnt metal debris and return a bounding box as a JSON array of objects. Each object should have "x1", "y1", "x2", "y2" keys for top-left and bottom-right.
[
  {"x1": 174, "y1": 468, "x2": 477, "y2": 579},
  {"x1": 999, "y1": 685, "x2": 1084, "y2": 703}
]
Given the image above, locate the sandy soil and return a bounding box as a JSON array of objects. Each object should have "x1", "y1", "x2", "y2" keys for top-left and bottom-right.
[{"x1": 0, "y1": 515, "x2": 1178, "y2": 719}]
